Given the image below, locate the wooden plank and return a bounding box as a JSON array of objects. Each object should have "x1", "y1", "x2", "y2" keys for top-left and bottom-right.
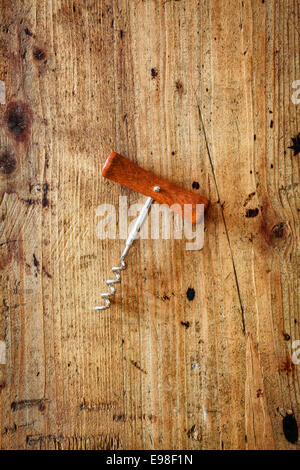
[{"x1": 0, "y1": 0, "x2": 299, "y2": 450}]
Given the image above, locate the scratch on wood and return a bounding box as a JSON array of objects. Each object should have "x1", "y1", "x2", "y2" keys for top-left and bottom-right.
[
  {"x1": 245, "y1": 335, "x2": 275, "y2": 449},
  {"x1": 3, "y1": 421, "x2": 35, "y2": 434},
  {"x1": 80, "y1": 399, "x2": 118, "y2": 411},
  {"x1": 11, "y1": 398, "x2": 48, "y2": 411},
  {"x1": 113, "y1": 413, "x2": 156, "y2": 423},
  {"x1": 130, "y1": 360, "x2": 147, "y2": 374},
  {"x1": 243, "y1": 192, "x2": 256, "y2": 207},
  {"x1": 26, "y1": 433, "x2": 121, "y2": 450}
]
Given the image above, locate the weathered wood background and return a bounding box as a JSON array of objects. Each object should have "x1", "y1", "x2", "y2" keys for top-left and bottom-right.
[{"x1": 0, "y1": 0, "x2": 299, "y2": 450}]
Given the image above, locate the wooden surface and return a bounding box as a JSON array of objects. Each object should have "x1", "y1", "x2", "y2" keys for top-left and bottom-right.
[{"x1": 0, "y1": 0, "x2": 299, "y2": 450}]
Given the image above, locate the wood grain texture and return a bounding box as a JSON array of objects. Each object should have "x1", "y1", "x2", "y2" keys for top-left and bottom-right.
[
  {"x1": 0, "y1": 0, "x2": 299, "y2": 450},
  {"x1": 102, "y1": 151, "x2": 209, "y2": 222}
]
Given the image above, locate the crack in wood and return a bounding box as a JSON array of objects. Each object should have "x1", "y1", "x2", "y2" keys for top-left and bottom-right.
[{"x1": 196, "y1": 99, "x2": 246, "y2": 334}]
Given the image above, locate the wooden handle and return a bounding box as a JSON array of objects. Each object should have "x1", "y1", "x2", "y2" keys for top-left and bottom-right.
[{"x1": 102, "y1": 152, "x2": 209, "y2": 223}]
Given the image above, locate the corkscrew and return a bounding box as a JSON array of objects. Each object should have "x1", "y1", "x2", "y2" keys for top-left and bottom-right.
[
  {"x1": 95, "y1": 152, "x2": 209, "y2": 311},
  {"x1": 95, "y1": 192, "x2": 158, "y2": 310}
]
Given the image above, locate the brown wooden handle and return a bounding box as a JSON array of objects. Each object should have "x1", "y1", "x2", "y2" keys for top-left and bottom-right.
[{"x1": 102, "y1": 152, "x2": 209, "y2": 223}]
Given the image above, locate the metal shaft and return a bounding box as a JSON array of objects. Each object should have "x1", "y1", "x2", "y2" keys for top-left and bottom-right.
[{"x1": 121, "y1": 196, "x2": 154, "y2": 259}]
